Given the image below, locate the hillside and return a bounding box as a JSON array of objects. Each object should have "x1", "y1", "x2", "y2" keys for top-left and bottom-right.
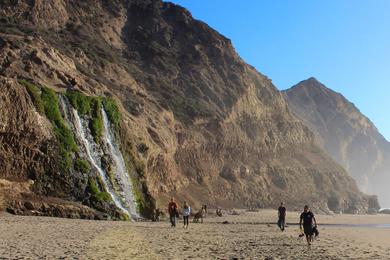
[
  {"x1": 283, "y1": 78, "x2": 389, "y2": 207},
  {"x1": 0, "y1": 0, "x2": 377, "y2": 218}
]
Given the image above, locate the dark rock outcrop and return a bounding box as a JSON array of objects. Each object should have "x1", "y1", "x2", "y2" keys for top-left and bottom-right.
[{"x1": 6, "y1": 195, "x2": 107, "y2": 220}]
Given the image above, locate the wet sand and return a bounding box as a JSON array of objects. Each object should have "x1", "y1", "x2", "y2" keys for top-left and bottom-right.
[{"x1": 1, "y1": 210, "x2": 390, "y2": 259}]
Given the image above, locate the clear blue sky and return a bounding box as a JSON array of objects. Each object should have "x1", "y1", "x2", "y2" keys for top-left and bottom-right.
[{"x1": 170, "y1": 0, "x2": 390, "y2": 141}]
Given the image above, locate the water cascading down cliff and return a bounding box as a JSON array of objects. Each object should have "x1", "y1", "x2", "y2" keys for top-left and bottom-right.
[{"x1": 58, "y1": 94, "x2": 139, "y2": 219}]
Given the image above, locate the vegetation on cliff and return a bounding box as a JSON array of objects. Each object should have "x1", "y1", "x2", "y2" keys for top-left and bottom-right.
[
  {"x1": 65, "y1": 90, "x2": 120, "y2": 142},
  {"x1": 102, "y1": 97, "x2": 120, "y2": 131},
  {"x1": 65, "y1": 90, "x2": 103, "y2": 142},
  {"x1": 20, "y1": 79, "x2": 44, "y2": 114},
  {"x1": 21, "y1": 80, "x2": 77, "y2": 171},
  {"x1": 87, "y1": 178, "x2": 111, "y2": 203},
  {"x1": 90, "y1": 99, "x2": 103, "y2": 143},
  {"x1": 75, "y1": 158, "x2": 91, "y2": 174},
  {"x1": 121, "y1": 140, "x2": 152, "y2": 215}
]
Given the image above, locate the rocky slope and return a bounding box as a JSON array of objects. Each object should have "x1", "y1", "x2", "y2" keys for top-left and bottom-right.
[
  {"x1": 283, "y1": 78, "x2": 389, "y2": 207},
  {"x1": 0, "y1": 0, "x2": 377, "y2": 217}
]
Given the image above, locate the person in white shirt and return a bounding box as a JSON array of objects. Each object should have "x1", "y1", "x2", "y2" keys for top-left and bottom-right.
[{"x1": 182, "y1": 201, "x2": 191, "y2": 228}]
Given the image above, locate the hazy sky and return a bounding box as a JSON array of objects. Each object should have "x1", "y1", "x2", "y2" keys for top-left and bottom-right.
[{"x1": 171, "y1": 0, "x2": 390, "y2": 141}]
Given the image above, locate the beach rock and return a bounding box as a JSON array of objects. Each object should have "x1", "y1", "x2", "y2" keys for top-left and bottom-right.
[
  {"x1": 24, "y1": 201, "x2": 35, "y2": 210},
  {"x1": 6, "y1": 207, "x2": 17, "y2": 215},
  {"x1": 6, "y1": 194, "x2": 101, "y2": 220},
  {"x1": 379, "y1": 209, "x2": 390, "y2": 214}
]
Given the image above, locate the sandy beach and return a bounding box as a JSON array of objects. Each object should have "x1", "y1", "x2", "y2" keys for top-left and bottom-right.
[{"x1": 1, "y1": 210, "x2": 390, "y2": 259}]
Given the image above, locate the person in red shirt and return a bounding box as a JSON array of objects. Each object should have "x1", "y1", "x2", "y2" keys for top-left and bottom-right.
[{"x1": 168, "y1": 197, "x2": 179, "y2": 227}]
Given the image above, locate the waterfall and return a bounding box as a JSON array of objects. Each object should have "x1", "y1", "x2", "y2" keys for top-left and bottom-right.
[
  {"x1": 58, "y1": 94, "x2": 140, "y2": 219},
  {"x1": 71, "y1": 108, "x2": 132, "y2": 216},
  {"x1": 58, "y1": 95, "x2": 70, "y2": 123},
  {"x1": 101, "y1": 108, "x2": 139, "y2": 219}
]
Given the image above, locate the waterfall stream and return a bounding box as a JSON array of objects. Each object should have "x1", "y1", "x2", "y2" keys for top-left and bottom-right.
[
  {"x1": 59, "y1": 95, "x2": 139, "y2": 219},
  {"x1": 101, "y1": 109, "x2": 139, "y2": 219},
  {"x1": 71, "y1": 108, "x2": 131, "y2": 216}
]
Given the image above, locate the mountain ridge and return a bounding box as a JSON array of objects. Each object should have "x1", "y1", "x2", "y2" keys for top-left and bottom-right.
[
  {"x1": 286, "y1": 77, "x2": 382, "y2": 133},
  {"x1": 0, "y1": 0, "x2": 378, "y2": 217},
  {"x1": 283, "y1": 78, "x2": 390, "y2": 207}
]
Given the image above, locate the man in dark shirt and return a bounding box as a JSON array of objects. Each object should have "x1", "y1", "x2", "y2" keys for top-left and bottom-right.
[
  {"x1": 277, "y1": 202, "x2": 286, "y2": 231},
  {"x1": 168, "y1": 197, "x2": 178, "y2": 227},
  {"x1": 299, "y1": 205, "x2": 317, "y2": 246}
]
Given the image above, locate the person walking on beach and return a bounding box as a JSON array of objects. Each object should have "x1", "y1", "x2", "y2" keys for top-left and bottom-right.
[
  {"x1": 277, "y1": 202, "x2": 286, "y2": 231},
  {"x1": 182, "y1": 201, "x2": 191, "y2": 228},
  {"x1": 299, "y1": 205, "x2": 317, "y2": 246},
  {"x1": 168, "y1": 198, "x2": 178, "y2": 227}
]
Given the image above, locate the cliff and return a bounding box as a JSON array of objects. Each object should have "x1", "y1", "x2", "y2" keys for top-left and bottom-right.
[
  {"x1": 0, "y1": 0, "x2": 377, "y2": 217},
  {"x1": 283, "y1": 78, "x2": 389, "y2": 208}
]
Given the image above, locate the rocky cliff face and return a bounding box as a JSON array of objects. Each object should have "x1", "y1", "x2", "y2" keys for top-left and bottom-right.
[
  {"x1": 0, "y1": 0, "x2": 377, "y2": 217},
  {"x1": 283, "y1": 78, "x2": 389, "y2": 208}
]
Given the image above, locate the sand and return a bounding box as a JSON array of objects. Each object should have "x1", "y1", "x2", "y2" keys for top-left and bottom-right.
[{"x1": 1, "y1": 210, "x2": 389, "y2": 259}]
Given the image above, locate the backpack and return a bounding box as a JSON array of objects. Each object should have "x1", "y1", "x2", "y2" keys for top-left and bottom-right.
[{"x1": 312, "y1": 226, "x2": 319, "y2": 237}]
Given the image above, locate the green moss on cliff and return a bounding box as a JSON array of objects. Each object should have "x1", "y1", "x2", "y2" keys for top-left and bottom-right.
[
  {"x1": 20, "y1": 80, "x2": 44, "y2": 114},
  {"x1": 95, "y1": 191, "x2": 111, "y2": 202},
  {"x1": 65, "y1": 90, "x2": 103, "y2": 142},
  {"x1": 41, "y1": 87, "x2": 78, "y2": 170},
  {"x1": 88, "y1": 178, "x2": 111, "y2": 202},
  {"x1": 102, "y1": 97, "x2": 120, "y2": 131},
  {"x1": 65, "y1": 90, "x2": 92, "y2": 115},
  {"x1": 65, "y1": 91, "x2": 120, "y2": 141},
  {"x1": 90, "y1": 98, "x2": 103, "y2": 143},
  {"x1": 41, "y1": 87, "x2": 62, "y2": 123},
  {"x1": 75, "y1": 158, "x2": 91, "y2": 174},
  {"x1": 22, "y1": 80, "x2": 77, "y2": 171}
]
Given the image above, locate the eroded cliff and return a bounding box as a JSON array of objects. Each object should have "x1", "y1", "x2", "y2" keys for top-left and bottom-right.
[
  {"x1": 283, "y1": 78, "x2": 389, "y2": 208},
  {"x1": 0, "y1": 0, "x2": 376, "y2": 217}
]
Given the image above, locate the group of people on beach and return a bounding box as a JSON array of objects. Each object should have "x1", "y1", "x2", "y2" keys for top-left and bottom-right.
[
  {"x1": 165, "y1": 198, "x2": 318, "y2": 246},
  {"x1": 278, "y1": 202, "x2": 318, "y2": 246},
  {"x1": 165, "y1": 198, "x2": 211, "y2": 228}
]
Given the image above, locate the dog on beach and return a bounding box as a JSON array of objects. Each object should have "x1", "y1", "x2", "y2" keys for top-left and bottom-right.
[
  {"x1": 202, "y1": 204, "x2": 208, "y2": 217},
  {"x1": 152, "y1": 208, "x2": 161, "y2": 222},
  {"x1": 193, "y1": 206, "x2": 206, "y2": 223}
]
